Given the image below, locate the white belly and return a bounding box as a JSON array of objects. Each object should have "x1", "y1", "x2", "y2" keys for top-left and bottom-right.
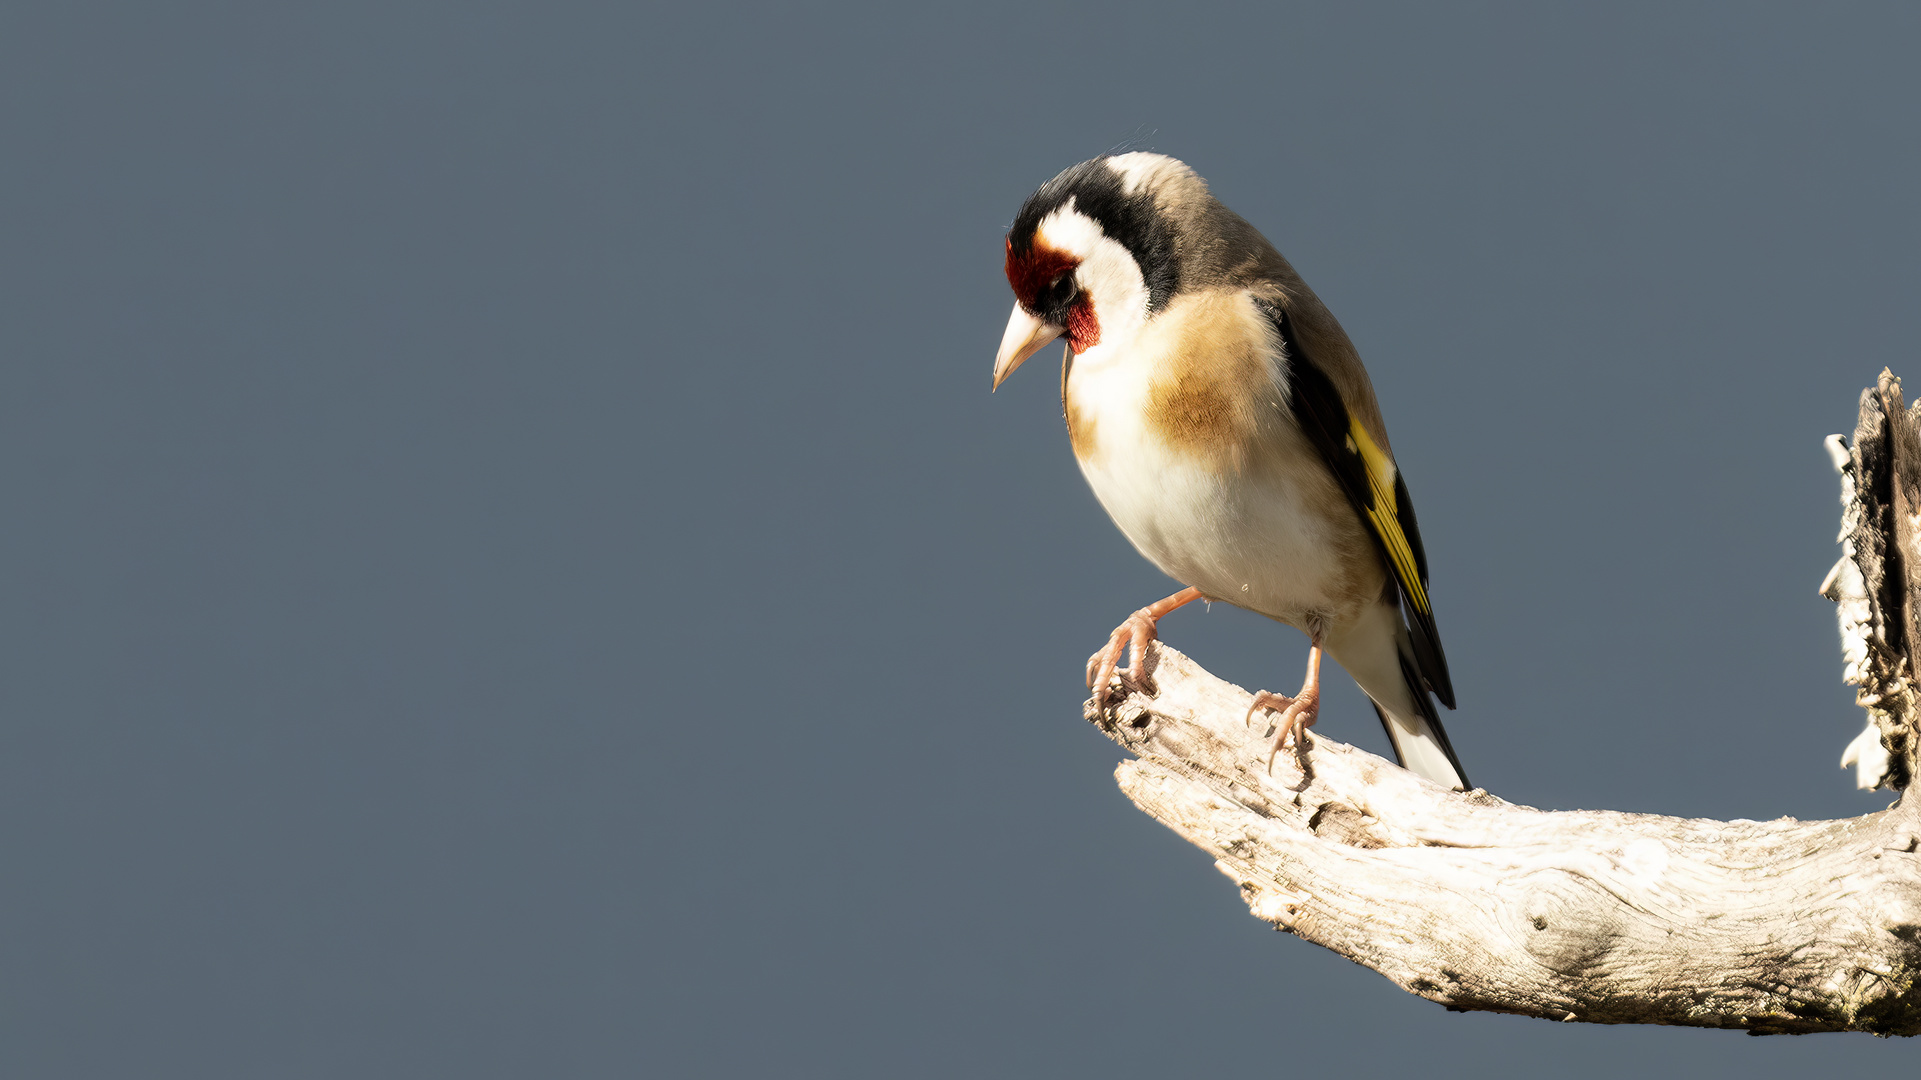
[{"x1": 1069, "y1": 353, "x2": 1375, "y2": 628}]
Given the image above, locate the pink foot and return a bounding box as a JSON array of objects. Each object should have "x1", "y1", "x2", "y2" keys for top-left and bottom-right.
[{"x1": 1086, "y1": 587, "x2": 1204, "y2": 706}]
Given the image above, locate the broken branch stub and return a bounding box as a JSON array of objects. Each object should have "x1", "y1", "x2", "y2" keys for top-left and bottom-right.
[{"x1": 1829, "y1": 370, "x2": 1921, "y2": 790}]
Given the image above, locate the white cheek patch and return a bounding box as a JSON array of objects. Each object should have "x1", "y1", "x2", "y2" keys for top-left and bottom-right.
[{"x1": 1037, "y1": 202, "x2": 1149, "y2": 343}]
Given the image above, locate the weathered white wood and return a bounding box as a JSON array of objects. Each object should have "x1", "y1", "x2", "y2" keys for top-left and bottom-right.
[
  {"x1": 1079, "y1": 374, "x2": 1921, "y2": 1032},
  {"x1": 1087, "y1": 645, "x2": 1921, "y2": 1034},
  {"x1": 1825, "y1": 376, "x2": 1918, "y2": 791}
]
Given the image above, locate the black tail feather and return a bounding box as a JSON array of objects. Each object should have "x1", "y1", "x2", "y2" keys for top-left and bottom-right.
[{"x1": 1371, "y1": 649, "x2": 1470, "y2": 790}]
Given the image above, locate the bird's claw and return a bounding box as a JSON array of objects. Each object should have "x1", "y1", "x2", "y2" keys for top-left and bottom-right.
[
  {"x1": 1248, "y1": 688, "x2": 1320, "y2": 774},
  {"x1": 1087, "y1": 608, "x2": 1161, "y2": 706}
]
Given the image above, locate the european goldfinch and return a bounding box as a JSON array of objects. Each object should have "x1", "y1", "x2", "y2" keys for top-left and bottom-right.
[{"x1": 993, "y1": 153, "x2": 1469, "y2": 790}]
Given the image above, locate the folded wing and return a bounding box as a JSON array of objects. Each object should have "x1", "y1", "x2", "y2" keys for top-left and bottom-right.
[{"x1": 1257, "y1": 298, "x2": 1456, "y2": 711}]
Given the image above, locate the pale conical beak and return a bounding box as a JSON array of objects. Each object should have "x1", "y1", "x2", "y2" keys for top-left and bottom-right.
[{"x1": 992, "y1": 303, "x2": 1064, "y2": 391}]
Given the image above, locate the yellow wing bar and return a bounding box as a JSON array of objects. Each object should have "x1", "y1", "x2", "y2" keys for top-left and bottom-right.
[{"x1": 1345, "y1": 419, "x2": 1431, "y2": 618}]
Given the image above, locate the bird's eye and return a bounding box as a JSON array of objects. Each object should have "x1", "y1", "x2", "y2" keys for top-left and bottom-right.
[{"x1": 1051, "y1": 274, "x2": 1075, "y2": 298}]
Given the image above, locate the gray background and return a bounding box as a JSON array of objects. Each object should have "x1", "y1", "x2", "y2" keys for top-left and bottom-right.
[{"x1": 1, "y1": 1, "x2": 1915, "y2": 1075}]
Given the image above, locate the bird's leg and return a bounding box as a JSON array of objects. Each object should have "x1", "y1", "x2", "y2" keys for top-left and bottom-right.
[
  {"x1": 1087, "y1": 586, "x2": 1204, "y2": 705},
  {"x1": 1247, "y1": 622, "x2": 1324, "y2": 773}
]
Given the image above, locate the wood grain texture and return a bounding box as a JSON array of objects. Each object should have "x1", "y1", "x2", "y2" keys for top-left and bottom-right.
[
  {"x1": 1832, "y1": 372, "x2": 1921, "y2": 791},
  {"x1": 1087, "y1": 645, "x2": 1921, "y2": 1034}
]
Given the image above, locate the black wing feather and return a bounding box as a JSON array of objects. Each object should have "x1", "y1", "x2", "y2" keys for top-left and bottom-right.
[{"x1": 1258, "y1": 298, "x2": 1457, "y2": 710}]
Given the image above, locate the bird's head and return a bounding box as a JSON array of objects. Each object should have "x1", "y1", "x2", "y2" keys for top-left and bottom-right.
[{"x1": 992, "y1": 153, "x2": 1197, "y2": 389}]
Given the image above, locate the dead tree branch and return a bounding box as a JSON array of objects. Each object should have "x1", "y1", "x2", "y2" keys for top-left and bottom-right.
[{"x1": 1083, "y1": 372, "x2": 1921, "y2": 1035}]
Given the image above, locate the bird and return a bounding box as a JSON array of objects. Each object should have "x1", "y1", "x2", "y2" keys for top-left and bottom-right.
[{"x1": 991, "y1": 152, "x2": 1469, "y2": 790}]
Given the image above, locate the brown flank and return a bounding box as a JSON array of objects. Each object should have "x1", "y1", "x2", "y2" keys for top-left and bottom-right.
[{"x1": 1141, "y1": 293, "x2": 1270, "y2": 473}]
